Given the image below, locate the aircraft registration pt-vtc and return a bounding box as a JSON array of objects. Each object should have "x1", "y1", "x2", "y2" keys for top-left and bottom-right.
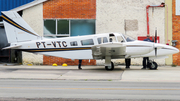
[{"x1": 1, "y1": 11, "x2": 179, "y2": 70}]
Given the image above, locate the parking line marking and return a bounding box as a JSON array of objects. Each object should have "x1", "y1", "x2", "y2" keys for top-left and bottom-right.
[{"x1": 0, "y1": 87, "x2": 180, "y2": 91}]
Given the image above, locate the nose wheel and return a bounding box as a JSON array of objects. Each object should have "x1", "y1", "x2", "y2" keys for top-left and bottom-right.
[
  {"x1": 105, "y1": 62, "x2": 114, "y2": 71},
  {"x1": 148, "y1": 60, "x2": 158, "y2": 70}
]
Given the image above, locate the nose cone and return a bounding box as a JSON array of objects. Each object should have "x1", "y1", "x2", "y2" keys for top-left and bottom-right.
[
  {"x1": 173, "y1": 47, "x2": 179, "y2": 54},
  {"x1": 164, "y1": 45, "x2": 179, "y2": 54},
  {"x1": 155, "y1": 43, "x2": 179, "y2": 56}
]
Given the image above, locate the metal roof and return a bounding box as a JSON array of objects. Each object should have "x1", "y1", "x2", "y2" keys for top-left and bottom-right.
[
  {"x1": 0, "y1": 0, "x2": 47, "y2": 26},
  {"x1": 0, "y1": 0, "x2": 35, "y2": 15},
  {"x1": 11, "y1": 0, "x2": 47, "y2": 12}
]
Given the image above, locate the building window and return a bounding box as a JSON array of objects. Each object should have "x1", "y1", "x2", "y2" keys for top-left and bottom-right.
[
  {"x1": 43, "y1": 19, "x2": 95, "y2": 38},
  {"x1": 44, "y1": 20, "x2": 56, "y2": 35},
  {"x1": 57, "y1": 20, "x2": 69, "y2": 35}
]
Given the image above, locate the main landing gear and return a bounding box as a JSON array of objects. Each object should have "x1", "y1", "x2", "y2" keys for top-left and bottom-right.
[
  {"x1": 104, "y1": 61, "x2": 158, "y2": 71},
  {"x1": 105, "y1": 61, "x2": 114, "y2": 71},
  {"x1": 148, "y1": 60, "x2": 158, "y2": 70}
]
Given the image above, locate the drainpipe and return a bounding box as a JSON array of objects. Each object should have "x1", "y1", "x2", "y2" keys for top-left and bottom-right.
[
  {"x1": 165, "y1": 4, "x2": 169, "y2": 45},
  {"x1": 146, "y1": 3, "x2": 165, "y2": 35}
]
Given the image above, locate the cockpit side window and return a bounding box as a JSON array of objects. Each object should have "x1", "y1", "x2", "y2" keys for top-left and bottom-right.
[
  {"x1": 109, "y1": 33, "x2": 117, "y2": 42},
  {"x1": 123, "y1": 34, "x2": 135, "y2": 42},
  {"x1": 109, "y1": 37, "x2": 116, "y2": 42},
  {"x1": 117, "y1": 36, "x2": 124, "y2": 43}
]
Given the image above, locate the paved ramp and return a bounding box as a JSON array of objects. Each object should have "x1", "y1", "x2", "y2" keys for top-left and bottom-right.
[
  {"x1": 59, "y1": 69, "x2": 123, "y2": 80},
  {"x1": 0, "y1": 66, "x2": 124, "y2": 81},
  {"x1": 1, "y1": 65, "x2": 180, "y2": 82},
  {"x1": 121, "y1": 67, "x2": 180, "y2": 82}
]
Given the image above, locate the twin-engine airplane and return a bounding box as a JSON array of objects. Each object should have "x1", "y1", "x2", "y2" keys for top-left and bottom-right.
[{"x1": 1, "y1": 11, "x2": 179, "y2": 70}]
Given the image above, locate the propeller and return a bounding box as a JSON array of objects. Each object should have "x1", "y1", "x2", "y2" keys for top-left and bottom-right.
[{"x1": 154, "y1": 28, "x2": 157, "y2": 56}]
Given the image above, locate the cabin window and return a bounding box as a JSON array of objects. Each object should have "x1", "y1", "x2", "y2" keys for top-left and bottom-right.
[
  {"x1": 103, "y1": 37, "x2": 108, "y2": 43},
  {"x1": 117, "y1": 36, "x2": 124, "y2": 43},
  {"x1": 97, "y1": 37, "x2": 108, "y2": 44},
  {"x1": 81, "y1": 39, "x2": 94, "y2": 46},
  {"x1": 97, "y1": 38, "x2": 101, "y2": 44},
  {"x1": 43, "y1": 19, "x2": 95, "y2": 38},
  {"x1": 70, "y1": 41, "x2": 78, "y2": 46}
]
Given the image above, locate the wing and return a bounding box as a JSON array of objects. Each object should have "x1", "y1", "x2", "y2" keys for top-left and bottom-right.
[{"x1": 91, "y1": 43, "x2": 126, "y2": 59}]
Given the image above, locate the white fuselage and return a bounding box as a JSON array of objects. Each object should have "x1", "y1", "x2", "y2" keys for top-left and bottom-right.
[{"x1": 13, "y1": 33, "x2": 179, "y2": 60}]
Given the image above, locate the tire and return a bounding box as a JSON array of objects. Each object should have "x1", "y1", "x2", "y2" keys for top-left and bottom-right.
[
  {"x1": 105, "y1": 62, "x2": 114, "y2": 71},
  {"x1": 149, "y1": 62, "x2": 158, "y2": 70}
]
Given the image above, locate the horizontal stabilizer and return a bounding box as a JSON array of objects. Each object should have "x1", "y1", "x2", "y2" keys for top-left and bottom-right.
[{"x1": 2, "y1": 45, "x2": 21, "y2": 50}]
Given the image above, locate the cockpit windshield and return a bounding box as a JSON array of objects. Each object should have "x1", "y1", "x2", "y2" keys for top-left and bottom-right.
[{"x1": 123, "y1": 34, "x2": 135, "y2": 42}]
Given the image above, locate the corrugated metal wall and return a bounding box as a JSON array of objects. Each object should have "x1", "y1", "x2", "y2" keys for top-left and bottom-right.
[{"x1": 0, "y1": 0, "x2": 34, "y2": 15}]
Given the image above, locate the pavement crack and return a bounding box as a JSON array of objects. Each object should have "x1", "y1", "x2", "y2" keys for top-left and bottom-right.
[{"x1": 120, "y1": 70, "x2": 124, "y2": 80}]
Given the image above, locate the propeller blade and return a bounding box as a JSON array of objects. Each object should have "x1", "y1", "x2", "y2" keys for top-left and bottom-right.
[
  {"x1": 155, "y1": 47, "x2": 157, "y2": 56},
  {"x1": 155, "y1": 29, "x2": 157, "y2": 43},
  {"x1": 155, "y1": 28, "x2": 157, "y2": 56}
]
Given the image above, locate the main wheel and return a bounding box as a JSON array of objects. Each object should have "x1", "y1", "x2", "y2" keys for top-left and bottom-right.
[
  {"x1": 149, "y1": 62, "x2": 158, "y2": 70},
  {"x1": 105, "y1": 62, "x2": 114, "y2": 71}
]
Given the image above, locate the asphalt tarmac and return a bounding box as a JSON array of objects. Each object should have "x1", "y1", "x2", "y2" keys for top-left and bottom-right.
[
  {"x1": 0, "y1": 80, "x2": 180, "y2": 100},
  {"x1": 0, "y1": 65, "x2": 180, "y2": 100}
]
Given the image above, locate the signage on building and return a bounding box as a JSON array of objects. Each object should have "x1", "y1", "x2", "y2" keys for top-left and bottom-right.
[{"x1": 176, "y1": 0, "x2": 180, "y2": 15}]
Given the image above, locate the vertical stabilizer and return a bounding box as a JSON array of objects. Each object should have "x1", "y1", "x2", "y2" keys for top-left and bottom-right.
[{"x1": 1, "y1": 11, "x2": 39, "y2": 43}]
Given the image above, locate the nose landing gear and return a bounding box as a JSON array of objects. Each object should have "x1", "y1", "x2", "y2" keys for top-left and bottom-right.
[{"x1": 148, "y1": 60, "x2": 158, "y2": 70}]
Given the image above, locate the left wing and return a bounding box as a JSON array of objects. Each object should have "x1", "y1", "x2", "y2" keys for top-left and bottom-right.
[{"x1": 91, "y1": 42, "x2": 126, "y2": 59}]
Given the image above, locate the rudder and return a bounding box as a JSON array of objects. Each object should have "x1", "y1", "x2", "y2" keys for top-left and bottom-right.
[{"x1": 1, "y1": 11, "x2": 39, "y2": 43}]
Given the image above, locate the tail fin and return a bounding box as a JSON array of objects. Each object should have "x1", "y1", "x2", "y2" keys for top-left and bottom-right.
[{"x1": 1, "y1": 11, "x2": 39, "y2": 43}]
